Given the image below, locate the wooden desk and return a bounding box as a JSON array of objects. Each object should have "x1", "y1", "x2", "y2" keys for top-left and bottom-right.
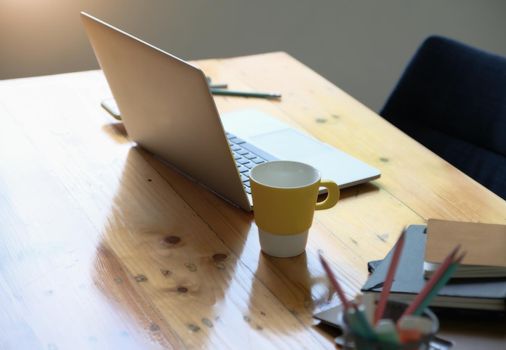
[{"x1": 1, "y1": 52, "x2": 504, "y2": 349}]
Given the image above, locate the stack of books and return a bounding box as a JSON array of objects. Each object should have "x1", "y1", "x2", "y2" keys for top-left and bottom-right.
[
  {"x1": 361, "y1": 220, "x2": 506, "y2": 311},
  {"x1": 424, "y1": 219, "x2": 506, "y2": 279}
]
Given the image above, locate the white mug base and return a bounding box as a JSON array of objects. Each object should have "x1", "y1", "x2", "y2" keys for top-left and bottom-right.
[{"x1": 258, "y1": 229, "x2": 309, "y2": 258}]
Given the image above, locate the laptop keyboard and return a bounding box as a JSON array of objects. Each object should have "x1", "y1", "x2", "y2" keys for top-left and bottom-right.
[{"x1": 226, "y1": 132, "x2": 275, "y2": 194}]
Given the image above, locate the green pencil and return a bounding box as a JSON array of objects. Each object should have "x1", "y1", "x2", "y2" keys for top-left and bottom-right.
[
  {"x1": 211, "y1": 88, "x2": 281, "y2": 100},
  {"x1": 412, "y1": 259, "x2": 462, "y2": 316}
]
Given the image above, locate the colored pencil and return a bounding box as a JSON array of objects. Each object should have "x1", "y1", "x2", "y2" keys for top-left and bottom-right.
[
  {"x1": 352, "y1": 304, "x2": 376, "y2": 338},
  {"x1": 319, "y1": 253, "x2": 352, "y2": 311},
  {"x1": 374, "y1": 229, "x2": 407, "y2": 324},
  {"x1": 211, "y1": 88, "x2": 282, "y2": 100},
  {"x1": 411, "y1": 252, "x2": 465, "y2": 316},
  {"x1": 401, "y1": 245, "x2": 461, "y2": 319},
  {"x1": 209, "y1": 83, "x2": 228, "y2": 89}
]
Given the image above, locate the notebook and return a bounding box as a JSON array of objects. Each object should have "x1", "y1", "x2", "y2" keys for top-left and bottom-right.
[
  {"x1": 81, "y1": 12, "x2": 380, "y2": 212},
  {"x1": 424, "y1": 219, "x2": 506, "y2": 279},
  {"x1": 361, "y1": 225, "x2": 506, "y2": 311}
]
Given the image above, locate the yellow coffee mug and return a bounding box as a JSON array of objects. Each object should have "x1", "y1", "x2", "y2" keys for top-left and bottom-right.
[{"x1": 250, "y1": 160, "x2": 339, "y2": 257}]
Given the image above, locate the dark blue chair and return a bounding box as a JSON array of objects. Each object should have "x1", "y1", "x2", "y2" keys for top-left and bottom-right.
[{"x1": 381, "y1": 36, "x2": 506, "y2": 200}]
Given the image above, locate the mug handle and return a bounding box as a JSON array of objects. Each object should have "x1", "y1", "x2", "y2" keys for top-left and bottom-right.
[{"x1": 315, "y1": 180, "x2": 340, "y2": 210}]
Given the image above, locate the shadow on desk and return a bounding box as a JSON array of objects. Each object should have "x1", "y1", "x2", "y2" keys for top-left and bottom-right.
[
  {"x1": 329, "y1": 182, "x2": 380, "y2": 202},
  {"x1": 436, "y1": 309, "x2": 506, "y2": 349},
  {"x1": 102, "y1": 122, "x2": 129, "y2": 144}
]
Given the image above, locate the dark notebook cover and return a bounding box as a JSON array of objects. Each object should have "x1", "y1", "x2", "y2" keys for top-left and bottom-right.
[{"x1": 361, "y1": 225, "x2": 506, "y2": 311}]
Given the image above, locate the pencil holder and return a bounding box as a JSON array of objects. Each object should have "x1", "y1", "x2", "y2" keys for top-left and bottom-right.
[{"x1": 342, "y1": 301, "x2": 439, "y2": 350}]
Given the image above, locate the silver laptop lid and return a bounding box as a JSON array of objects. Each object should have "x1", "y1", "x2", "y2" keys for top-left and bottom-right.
[{"x1": 81, "y1": 12, "x2": 251, "y2": 211}]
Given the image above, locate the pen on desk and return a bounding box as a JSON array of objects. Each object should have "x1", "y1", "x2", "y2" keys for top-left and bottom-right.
[
  {"x1": 210, "y1": 88, "x2": 282, "y2": 100},
  {"x1": 374, "y1": 228, "x2": 406, "y2": 324},
  {"x1": 319, "y1": 253, "x2": 352, "y2": 311}
]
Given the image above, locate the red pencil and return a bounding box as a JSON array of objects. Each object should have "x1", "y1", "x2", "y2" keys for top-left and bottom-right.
[
  {"x1": 401, "y1": 244, "x2": 461, "y2": 318},
  {"x1": 319, "y1": 253, "x2": 352, "y2": 311},
  {"x1": 374, "y1": 228, "x2": 407, "y2": 324}
]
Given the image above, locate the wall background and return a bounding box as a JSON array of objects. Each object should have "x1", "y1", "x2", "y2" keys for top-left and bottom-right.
[{"x1": 1, "y1": 0, "x2": 505, "y2": 111}]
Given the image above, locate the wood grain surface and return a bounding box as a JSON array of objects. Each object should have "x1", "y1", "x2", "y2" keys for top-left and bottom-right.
[{"x1": 0, "y1": 52, "x2": 504, "y2": 349}]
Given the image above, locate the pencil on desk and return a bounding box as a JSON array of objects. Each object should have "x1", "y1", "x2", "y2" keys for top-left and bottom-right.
[
  {"x1": 205, "y1": 76, "x2": 227, "y2": 89},
  {"x1": 211, "y1": 88, "x2": 282, "y2": 100},
  {"x1": 374, "y1": 228, "x2": 406, "y2": 324},
  {"x1": 209, "y1": 83, "x2": 228, "y2": 89}
]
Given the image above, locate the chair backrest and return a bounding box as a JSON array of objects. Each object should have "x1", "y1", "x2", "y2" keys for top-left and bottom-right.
[{"x1": 381, "y1": 35, "x2": 506, "y2": 199}]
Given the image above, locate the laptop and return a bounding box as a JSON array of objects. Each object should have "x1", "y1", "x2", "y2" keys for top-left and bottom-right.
[{"x1": 81, "y1": 12, "x2": 380, "y2": 211}]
